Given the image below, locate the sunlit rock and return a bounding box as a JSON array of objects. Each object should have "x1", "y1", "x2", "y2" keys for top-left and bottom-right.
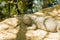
[
  {"x1": 26, "y1": 29, "x2": 47, "y2": 40},
  {"x1": 55, "y1": 16, "x2": 60, "y2": 20},
  {"x1": 45, "y1": 18, "x2": 57, "y2": 32},
  {"x1": 48, "y1": 9, "x2": 58, "y2": 16},
  {"x1": 30, "y1": 14, "x2": 37, "y2": 20},
  {"x1": 35, "y1": 17, "x2": 46, "y2": 30},
  {"x1": 0, "y1": 18, "x2": 19, "y2": 40},
  {"x1": 44, "y1": 38, "x2": 59, "y2": 40},
  {"x1": 1, "y1": 18, "x2": 18, "y2": 28},
  {"x1": 57, "y1": 20, "x2": 60, "y2": 34},
  {"x1": 27, "y1": 24, "x2": 36, "y2": 30},
  {"x1": 34, "y1": 12, "x2": 45, "y2": 16},
  {"x1": 45, "y1": 32, "x2": 60, "y2": 39},
  {"x1": 58, "y1": 10, "x2": 60, "y2": 14},
  {"x1": 0, "y1": 23, "x2": 9, "y2": 31},
  {"x1": 0, "y1": 32, "x2": 16, "y2": 40}
]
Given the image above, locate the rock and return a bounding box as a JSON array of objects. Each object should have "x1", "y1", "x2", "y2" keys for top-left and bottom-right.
[
  {"x1": 30, "y1": 14, "x2": 37, "y2": 21},
  {"x1": 27, "y1": 24, "x2": 36, "y2": 30},
  {"x1": 55, "y1": 16, "x2": 60, "y2": 20},
  {"x1": 0, "y1": 18, "x2": 19, "y2": 40},
  {"x1": 0, "y1": 18, "x2": 18, "y2": 31},
  {"x1": 44, "y1": 38, "x2": 59, "y2": 40},
  {"x1": 45, "y1": 32, "x2": 60, "y2": 39},
  {"x1": 26, "y1": 29, "x2": 47, "y2": 40},
  {"x1": 34, "y1": 12, "x2": 45, "y2": 16},
  {"x1": 56, "y1": 20, "x2": 60, "y2": 34},
  {"x1": 48, "y1": 9, "x2": 58, "y2": 16},
  {"x1": 1, "y1": 18, "x2": 18, "y2": 28},
  {"x1": 48, "y1": 12, "x2": 55, "y2": 16},
  {"x1": 0, "y1": 23, "x2": 9, "y2": 31},
  {"x1": 45, "y1": 18, "x2": 57, "y2": 32},
  {"x1": 58, "y1": 10, "x2": 60, "y2": 14},
  {"x1": 0, "y1": 32, "x2": 16, "y2": 40},
  {"x1": 35, "y1": 17, "x2": 46, "y2": 30}
]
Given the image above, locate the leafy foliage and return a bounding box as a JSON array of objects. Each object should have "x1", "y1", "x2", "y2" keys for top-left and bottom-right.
[{"x1": 0, "y1": 0, "x2": 60, "y2": 21}]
